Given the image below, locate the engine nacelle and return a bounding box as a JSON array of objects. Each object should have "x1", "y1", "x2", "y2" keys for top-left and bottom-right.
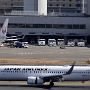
[{"x1": 27, "y1": 77, "x2": 44, "y2": 84}]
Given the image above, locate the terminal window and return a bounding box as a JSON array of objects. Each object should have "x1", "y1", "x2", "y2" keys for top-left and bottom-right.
[
  {"x1": 8, "y1": 23, "x2": 86, "y2": 29},
  {"x1": 46, "y1": 24, "x2": 52, "y2": 28},
  {"x1": 60, "y1": 24, "x2": 65, "y2": 29},
  {"x1": 39, "y1": 24, "x2": 45, "y2": 28},
  {"x1": 8, "y1": 23, "x2": 19, "y2": 28},
  {"x1": 66, "y1": 25, "x2": 72, "y2": 29},
  {"x1": 26, "y1": 24, "x2": 33, "y2": 28},
  {"x1": 80, "y1": 25, "x2": 86, "y2": 29},
  {"x1": 53, "y1": 24, "x2": 60, "y2": 29},
  {"x1": 18, "y1": 24, "x2": 25, "y2": 28},
  {"x1": 33, "y1": 24, "x2": 38, "y2": 28},
  {"x1": 73, "y1": 25, "x2": 79, "y2": 29}
]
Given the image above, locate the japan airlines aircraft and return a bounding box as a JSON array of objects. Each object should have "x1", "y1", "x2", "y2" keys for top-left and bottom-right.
[
  {"x1": 0, "y1": 61, "x2": 90, "y2": 87},
  {"x1": 5, "y1": 34, "x2": 25, "y2": 42},
  {"x1": 0, "y1": 18, "x2": 9, "y2": 43}
]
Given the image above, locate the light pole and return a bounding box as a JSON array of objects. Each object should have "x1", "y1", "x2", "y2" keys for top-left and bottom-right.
[{"x1": 4, "y1": 4, "x2": 6, "y2": 15}]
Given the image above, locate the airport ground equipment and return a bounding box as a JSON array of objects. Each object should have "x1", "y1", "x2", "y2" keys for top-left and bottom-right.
[
  {"x1": 67, "y1": 39, "x2": 75, "y2": 47},
  {"x1": 57, "y1": 39, "x2": 65, "y2": 49},
  {"x1": 14, "y1": 41, "x2": 28, "y2": 48},
  {"x1": 77, "y1": 39, "x2": 85, "y2": 47},
  {"x1": 30, "y1": 39, "x2": 35, "y2": 44},
  {"x1": 57, "y1": 39, "x2": 64, "y2": 46},
  {"x1": 22, "y1": 42, "x2": 28, "y2": 48},
  {"x1": 73, "y1": 39, "x2": 79, "y2": 46},
  {"x1": 59, "y1": 42, "x2": 65, "y2": 49},
  {"x1": 38, "y1": 39, "x2": 45, "y2": 46},
  {"x1": 48, "y1": 39, "x2": 56, "y2": 47},
  {"x1": 87, "y1": 60, "x2": 90, "y2": 64}
]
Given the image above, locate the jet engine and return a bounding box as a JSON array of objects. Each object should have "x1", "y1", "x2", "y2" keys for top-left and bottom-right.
[{"x1": 27, "y1": 77, "x2": 44, "y2": 84}]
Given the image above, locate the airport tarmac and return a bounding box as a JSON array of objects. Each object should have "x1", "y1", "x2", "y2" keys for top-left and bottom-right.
[
  {"x1": 0, "y1": 45, "x2": 90, "y2": 90},
  {"x1": 0, "y1": 84, "x2": 89, "y2": 90},
  {"x1": 0, "y1": 45, "x2": 90, "y2": 61}
]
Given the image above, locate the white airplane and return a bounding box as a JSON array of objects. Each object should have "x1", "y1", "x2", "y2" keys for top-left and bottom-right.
[
  {"x1": 5, "y1": 35, "x2": 25, "y2": 42},
  {"x1": 0, "y1": 61, "x2": 90, "y2": 87},
  {"x1": 0, "y1": 18, "x2": 9, "y2": 43}
]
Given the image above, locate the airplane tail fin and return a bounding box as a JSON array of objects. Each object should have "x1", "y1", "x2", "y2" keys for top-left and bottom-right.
[
  {"x1": 0, "y1": 18, "x2": 9, "y2": 38},
  {"x1": 64, "y1": 61, "x2": 76, "y2": 75}
]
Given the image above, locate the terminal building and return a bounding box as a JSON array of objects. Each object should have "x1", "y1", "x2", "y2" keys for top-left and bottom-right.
[
  {"x1": 0, "y1": 0, "x2": 90, "y2": 15},
  {"x1": 0, "y1": 0, "x2": 90, "y2": 44}
]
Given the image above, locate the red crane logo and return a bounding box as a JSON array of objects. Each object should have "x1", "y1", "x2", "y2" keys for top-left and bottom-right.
[{"x1": 2, "y1": 28, "x2": 6, "y2": 34}]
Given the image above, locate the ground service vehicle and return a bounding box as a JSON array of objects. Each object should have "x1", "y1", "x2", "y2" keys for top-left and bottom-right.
[
  {"x1": 14, "y1": 41, "x2": 28, "y2": 48},
  {"x1": 57, "y1": 39, "x2": 65, "y2": 49},
  {"x1": 48, "y1": 39, "x2": 56, "y2": 47},
  {"x1": 38, "y1": 39, "x2": 45, "y2": 46},
  {"x1": 77, "y1": 39, "x2": 85, "y2": 47},
  {"x1": 67, "y1": 39, "x2": 75, "y2": 47},
  {"x1": 57, "y1": 39, "x2": 64, "y2": 45}
]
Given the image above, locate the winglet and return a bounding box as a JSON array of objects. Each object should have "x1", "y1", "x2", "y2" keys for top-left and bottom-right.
[{"x1": 66, "y1": 61, "x2": 76, "y2": 75}]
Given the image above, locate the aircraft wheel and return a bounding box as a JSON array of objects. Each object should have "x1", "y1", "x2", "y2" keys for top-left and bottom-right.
[{"x1": 49, "y1": 82, "x2": 54, "y2": 87}]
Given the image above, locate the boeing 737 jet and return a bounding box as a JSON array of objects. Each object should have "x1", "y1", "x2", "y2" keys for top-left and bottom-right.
[
  {"x1": 0, "y1": 61, "x2": 90, "y2": 87},
  {"x1": 0, "y1": 18, "x2": 9, "y2": 43}
]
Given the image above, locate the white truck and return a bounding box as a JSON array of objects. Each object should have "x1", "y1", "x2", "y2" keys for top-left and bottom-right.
[
  {"x1": 57, "y1": 39, "x2": 65, "y2": 49},
  {"x1": 13, "y1": 41, "x2": 28, "y2": 48},
  {"x1": 67, "y1": 39, "x2": 75, "y2": 47},
  {"x1": 48, "y1": 39, "x2": 56, "y2": 47},
  {"x1": 38, "y1": 39, "x2": 45, "y2": 46},
  {"x1": 57, "y1": 39, "x2": 64, "y2": 45}
]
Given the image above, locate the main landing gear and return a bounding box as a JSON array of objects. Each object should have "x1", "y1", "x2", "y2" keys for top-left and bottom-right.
[{"x1": 49, "y1": 82, "x2": 54, "y2": 87}]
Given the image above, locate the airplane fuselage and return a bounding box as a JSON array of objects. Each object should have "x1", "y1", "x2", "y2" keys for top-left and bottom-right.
[{"x1": 0, "y1": 65, "x2": 90, "y2": 81}]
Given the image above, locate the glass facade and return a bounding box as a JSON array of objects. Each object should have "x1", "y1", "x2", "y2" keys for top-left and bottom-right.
[{"x1": 5, "y1": 23, "x2": 86, "y2": 29}]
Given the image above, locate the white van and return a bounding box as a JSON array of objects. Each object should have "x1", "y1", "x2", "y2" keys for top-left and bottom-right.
[
  {"x1": 77, "y1": 39, "x2": 85, "y2": 47},
  {"x1": 48, "y1": 39, "x2": 56, "y2": 47},
  {"x1": 38, "y1": 39, "x2": 45, "y2": 46}
]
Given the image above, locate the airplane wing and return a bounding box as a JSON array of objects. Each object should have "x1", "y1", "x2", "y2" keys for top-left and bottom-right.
[
  {"x1": 5, "y1": 39, "x2": 18, "y2": 41},
  {"x1": 41, "y1": 61, "x2": 76, "y2": 81}
]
